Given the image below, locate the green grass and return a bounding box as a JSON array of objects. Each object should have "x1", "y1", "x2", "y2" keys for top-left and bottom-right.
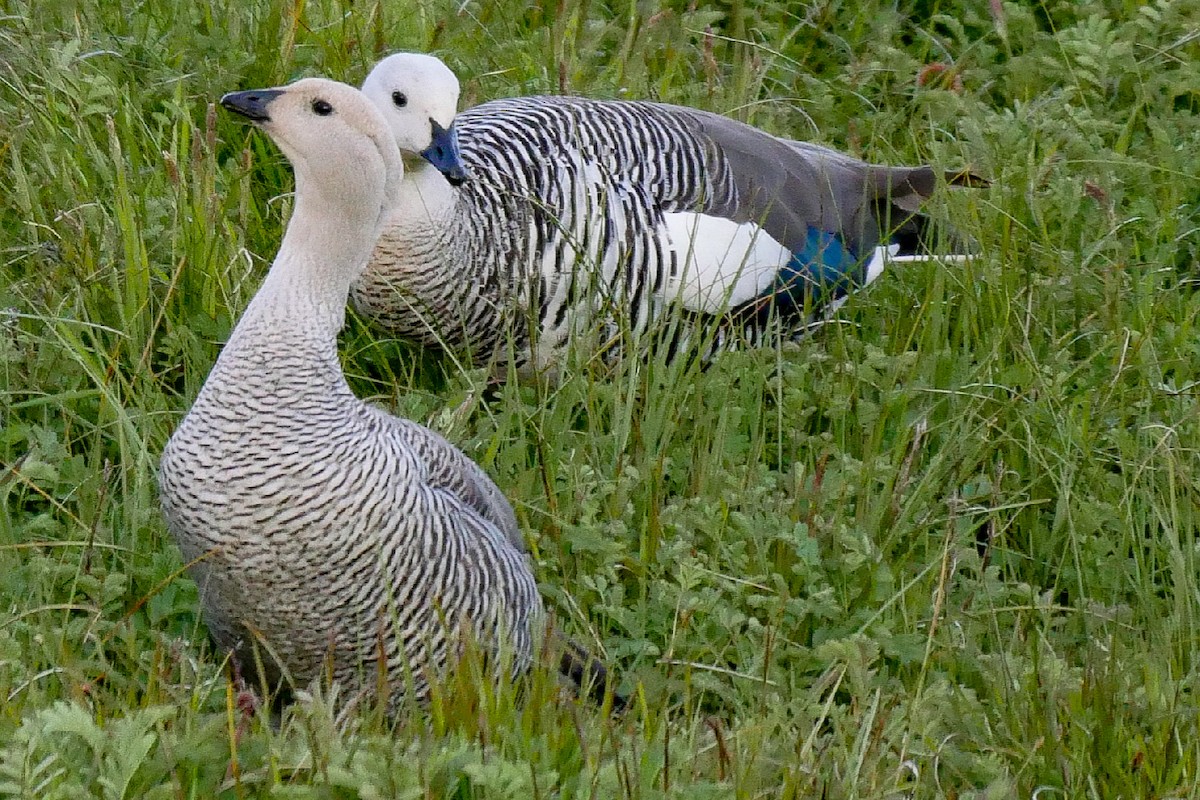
[{"x1": 2, "y1": 0, "x2": 1199, "y2": 796}]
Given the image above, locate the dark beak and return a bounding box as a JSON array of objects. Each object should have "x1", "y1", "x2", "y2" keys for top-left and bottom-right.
[
  {"x1": 220, "y1": 89, "x2": 285, "y2": 122},
  {"x1": 420, "y1": 118, "x2": 471, "y2": 187}
]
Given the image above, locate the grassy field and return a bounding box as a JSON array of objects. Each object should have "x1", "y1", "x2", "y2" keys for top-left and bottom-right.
[{"x1": 2, "y1": 0, "x2": 1199, "y2": 796}]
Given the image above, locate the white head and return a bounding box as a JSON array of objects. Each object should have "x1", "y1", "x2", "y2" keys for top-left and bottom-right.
[
  {"x1": 361, "y1": 52, "x2": 461, "y2": 155},
  {"x1": 222, "y1": 77, "x2": 405, "y2": 224}
]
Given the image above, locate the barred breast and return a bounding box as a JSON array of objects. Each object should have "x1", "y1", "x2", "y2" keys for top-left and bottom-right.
[{"x1": 159, "y1": 323, "x2": 541, "y2": 706}]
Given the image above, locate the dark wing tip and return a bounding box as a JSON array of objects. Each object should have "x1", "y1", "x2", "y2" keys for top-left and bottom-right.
[{"x1": 943, "y1": 168, "x2": 990, "y2": 189}]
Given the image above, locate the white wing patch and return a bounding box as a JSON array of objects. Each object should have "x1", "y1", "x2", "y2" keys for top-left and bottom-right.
[{"x1": 658, "y1": 211, "x2": 791, "y2": 314}]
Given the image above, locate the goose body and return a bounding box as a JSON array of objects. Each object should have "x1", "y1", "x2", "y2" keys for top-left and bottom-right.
[
  {"x1": 158, "y1": 78, "x2": 542, "y2": 708},
  {"x1": 354, "y1": 53, "x2": 981, "y2": 373}
]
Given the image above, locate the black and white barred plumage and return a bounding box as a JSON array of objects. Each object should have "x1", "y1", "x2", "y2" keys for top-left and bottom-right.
[
  {"x1": 354, "y1": 53, "x2": 983, "y2": 374},
  {"x1": 159, "y1": 79, "x2": 557, "y2": 711}
]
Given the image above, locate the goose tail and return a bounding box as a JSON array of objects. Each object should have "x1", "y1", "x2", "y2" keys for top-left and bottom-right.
[{"x1": 557, "y1": 636, "x2": 628, "y2": 713}]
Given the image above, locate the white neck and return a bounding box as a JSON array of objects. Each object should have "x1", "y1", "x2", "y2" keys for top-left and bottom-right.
[
  {"x1": 229, "y1": 175, "x2": 386, "y2": 351},
  {"x1": 388, "y1": 157, "x2": 457, "y2": 230}
]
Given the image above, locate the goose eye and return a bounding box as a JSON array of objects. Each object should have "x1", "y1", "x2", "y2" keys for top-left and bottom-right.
[
  {"x1": 391, "y1": 91, "x2": 408, "y2": 108},
  {"x1": 312, "y1": 99, "x2": 333, "y2": 116}
]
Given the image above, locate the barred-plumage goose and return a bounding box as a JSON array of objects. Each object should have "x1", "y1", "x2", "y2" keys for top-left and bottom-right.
[
  {"x1": 354, "y1": 53, "x2": 983, "y2": 374},
  {"x1": 158, "y1": 78, "x2": 613, "y2": 711}
]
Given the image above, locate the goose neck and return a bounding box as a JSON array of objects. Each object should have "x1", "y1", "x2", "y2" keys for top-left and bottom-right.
[{"x1": 393, "y1": 160, "x2": 457, "y2": 225}]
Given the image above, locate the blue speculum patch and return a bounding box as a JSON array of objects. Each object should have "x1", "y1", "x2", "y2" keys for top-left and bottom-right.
[{"x1": 772, "y1": 227, "x2": 863, "y2": 311}]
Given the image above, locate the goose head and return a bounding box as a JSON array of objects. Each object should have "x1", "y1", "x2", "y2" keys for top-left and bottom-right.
[
  {"x1": 361, "y1": 52, "x2": 469, "y2": 186},
  {"x1": 222, "y1": 78, "x2": 405, "y2": 224}
]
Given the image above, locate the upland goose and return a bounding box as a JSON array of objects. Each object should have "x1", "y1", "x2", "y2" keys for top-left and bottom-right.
[
  {"x1": 353, "y1": 53, "x2": 983, "y2": 375},
  {"x1": 159, "y1": 77, "x2": 617, "y2": 711}
]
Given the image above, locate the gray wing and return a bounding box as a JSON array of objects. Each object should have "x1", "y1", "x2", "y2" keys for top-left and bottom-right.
[
  {"x1": 660, "y1": 104, "x2": 981, "y2": 255},
  {"x1": 387, "y1": 416, "x2": 525, "y2": 552}
]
